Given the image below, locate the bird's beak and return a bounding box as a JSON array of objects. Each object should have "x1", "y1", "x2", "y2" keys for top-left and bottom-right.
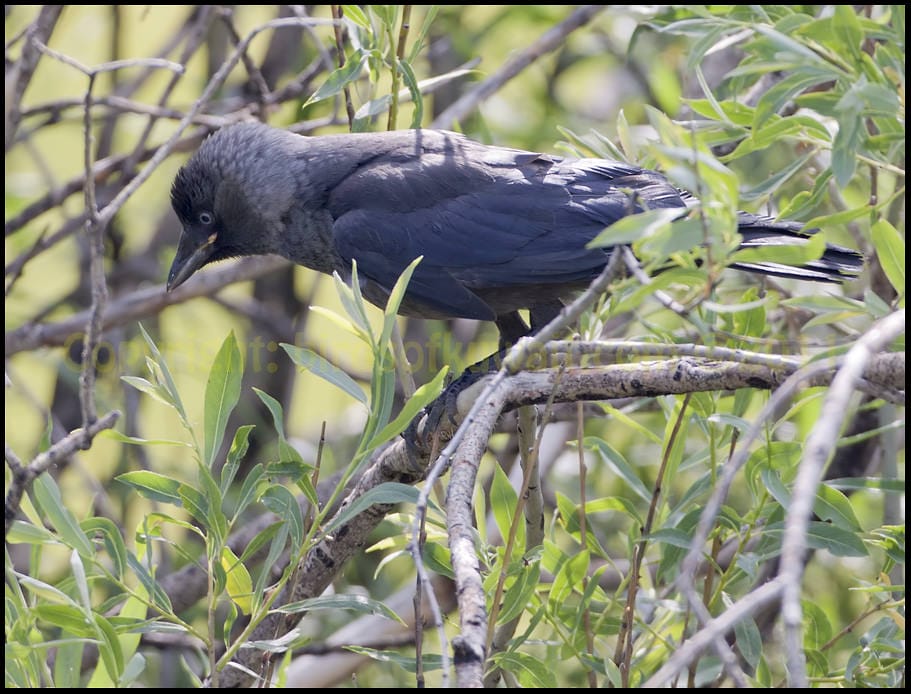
[{"x1": 167, "y1": 232, "x2": 217, "y2": 291}]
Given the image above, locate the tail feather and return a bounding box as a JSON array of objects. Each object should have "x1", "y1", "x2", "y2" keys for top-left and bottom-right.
[{"x1": 733, "y1": 213, "x2": 864, "y2": 283}]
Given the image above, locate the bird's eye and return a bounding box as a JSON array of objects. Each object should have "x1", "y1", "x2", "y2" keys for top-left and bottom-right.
[{"x1": 198, "y1": 211, "x2": 214, "y2": 225}]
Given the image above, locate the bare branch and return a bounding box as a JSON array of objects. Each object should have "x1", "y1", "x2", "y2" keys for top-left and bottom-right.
[
  {"x1": 5, "y1": 410, "x2": 120, "y2": 537},
  {"x1": 5, "y1": 6, "x2": 63, "y2": 150},
  {"x1": 5, "y1": 256, "x2": 291, "y2": 355},
  {"x1": 780, "y1": 309, "x2": 905, "y2": 687}
]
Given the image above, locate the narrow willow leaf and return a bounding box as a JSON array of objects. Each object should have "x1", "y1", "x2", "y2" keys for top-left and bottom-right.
[
  {"x1": 204, "y1": 331, "x2": 243, "y2": 469},
  {"x1": 33, "y1": 473, "x2": 95, "y2": 558},
  {"x1": 366, "y1": 365, "x2": 447, "y2": 449},
  {"x1": 221, "y1": 546, "x2": 253, "y2": 614},
  {"x1": 120, "y1": 377, "x2": 174, "y2": 411},
  {"x1": 489, "y1": 462, "x2": 520, "y2": 547},
  {"x1": 323, "y1": 483, "x2": 420, "y2": 537},
  {"x1": 587, "y1": 207, "x2": 682, "y2": 248},
  {"x1": 304, "y1": 51, "x2": 367, "y2": 107},
  {"x1": 116, "y1": 471, "x2": 182, "y2": 506},
  {"x1": 281, "y1": 344, "x2": 367, "y2": 405},
  {"x1": 99, "y1": 429, "x2": 191, "y2": 448},
  {"x1": 137, "y1": 324, "x2": 187, "y2": 421},
  {"x1": 814, "y1": 484, "x2": 862, "y2": 531},
  {"x1": 262, "y1": 485, "x2": 304, "y2": 549},
  {"x1": 308, "y1": 305, "x2": 370, "y2": 343},
  {"x1": 332, "y1": 269, "x2": 373, "y2": 341},
  {"x1": 276, "y1": 593, "x2": 405, "y2": 624},
  {"x1": 92, "y1": 613, "x2": 124, "y2": 682},
  {"x1": 343, "y1": 646, "x2": 445, "y2": 673},
  {"x1": 397, "y1": 58, "x2": 423, "y2": 129},
  {"x1": 221, "y1": 425, "x2": 255, "y2": 494},
  {"x1": 730, "y1": 230, "x2": 825, "y2": 266},
  {"x1": 81, "y1": 517, "x2": 128, "y2": 580},
  {"x1": 586, "y1": 438, "x2": 652, "y2": 503},
  {"x1": 871, "y1": 219, "x2": 905, "y2": 297}
]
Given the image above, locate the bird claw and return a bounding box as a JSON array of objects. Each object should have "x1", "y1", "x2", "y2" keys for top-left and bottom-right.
[{"x1": 402, "y1": 365, "x2": 491, "y2": 460}]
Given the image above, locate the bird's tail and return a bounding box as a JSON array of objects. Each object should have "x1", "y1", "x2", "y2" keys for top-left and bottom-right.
[{"x1": 732, "y1": 213, "x2": 864, "y2": 283}]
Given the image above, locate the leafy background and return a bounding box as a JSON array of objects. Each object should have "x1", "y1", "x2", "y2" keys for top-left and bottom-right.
[{"x1": 5, "y1": 5, "x2": 905, "y2": 688}]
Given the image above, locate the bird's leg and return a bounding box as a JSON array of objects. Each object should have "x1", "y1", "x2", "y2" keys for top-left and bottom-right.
[{"x1": 403, "y1": 311, "x2": 533, "y2": 458}]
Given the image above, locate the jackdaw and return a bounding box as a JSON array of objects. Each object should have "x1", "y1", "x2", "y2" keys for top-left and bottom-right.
[{"x1": 168, "y1": 122, "x2": 863, "y2": 343}]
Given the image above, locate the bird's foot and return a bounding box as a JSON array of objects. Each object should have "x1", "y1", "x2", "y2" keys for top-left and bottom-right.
[{"x1": 402, "y1": 360, "x2": 495, "y2": 461}]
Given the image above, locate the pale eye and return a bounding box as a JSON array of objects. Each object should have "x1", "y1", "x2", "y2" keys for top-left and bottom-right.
[{"x1": 198, "y1": 211, "x2": 214, "y2": 225}]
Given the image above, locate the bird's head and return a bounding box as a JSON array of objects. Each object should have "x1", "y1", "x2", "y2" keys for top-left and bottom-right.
[
  {"x1": 167, "y1": 123, "x2": 301, "y2": 291},
  {"x1": 167, "y1": 159, "x2": 222, "y2": 291}
]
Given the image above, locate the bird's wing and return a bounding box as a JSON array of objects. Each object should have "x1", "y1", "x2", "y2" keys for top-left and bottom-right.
[{"x1": 329, "y1": 148, "x2": 688, "y2": 318}]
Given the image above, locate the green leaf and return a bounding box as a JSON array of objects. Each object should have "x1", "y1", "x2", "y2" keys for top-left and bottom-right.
[
  {"x1": 802, "y1": 600, "x2": 834, "y2": 649},
  {"x1": 397, "y1": 58, "x2": 423, "y2": 129},
  {"x1": 586, "y1": 438, "x2": 652, "y2": 503},
  {"x1": 17, "y1": 573, "x2": 80, "y2": 606},
  {"x1": 276, "y1": 593, "x2": 405, "y2": 624},
  {"x1": 221, "y1": 546, "x2": 253, "y2": 614},
  {"x1": 826, "y1": 477, "x2": 906, "y2": 493},
  {"x1": 234, "y1": 463, "x2": 267, "y2": 521},
  {"x1": 730, "y1": 229, "x2": 825, "y2": 267},
  {"x1": 340, "y1": 4, "x2": 370, "y2": 29},
  {"x1": 178, "y1": 483, "x2": 210, "y2": 528},
  {"x1": 125, "y1": 552, "x2": 172, "y2": 614},
  {"x1": 549, "y1": 549, "x2": 589, "y2": 606},
  {"x1": 732, "y1": 287, "x2": 767, "y2": 338},
  {"x1": 380, "y1": 256, "x2": 423, "y2": 353},
  {"x1": 304, "y1": 51, "x2": 368, "y2": 108},
  {"x1": 204, "y1": 332, "x2": 243, "y2": 469},
  {"x1": 81, "y1": 518, "x2": 128, "y2": 580},
  {"x1": 323, "y1": 482, "x2": 420, "y2": 537},
  {"x1": 366, "y1": 365, "x2": 448, "y2": 449},
  {"x1": 221, "y1": 425, "x2": 255, "y2": 494},
  {"x1": 252, "y1": 387, "x2": 305, "y2": 464},
  {"x1": 587, "y1": 207, "x2": 682, "y2": 248},
  {"x1": 814, "y1": 484, "x2": 862, "y2": 531},
  {"x1": 92, "y1": 613, "x2": 124, "y2": 682},
  {"x1": 764, "y1": 521, "x2": 868, "y2": 557},
  {"x1": 98, "y1": 429, "x2": 191, "y2": 448},
  {"x1": 832, "y1": 110, "x2": 862, "y2": 187},
  {"x1": 832, "y1": 4, "x2": 864, "y2": 59},
  {"x1": 6, "y1": 520, "x2": 57, "y2": 544},
  {"x1": 871, "y1": 219, "x2": 905, "y2": 297},
  {"x1": 494, "y1": 650, "x2": 557, "y2": 688},
  {"x1": 753, "y1": 69, "x2": 836, "y2": 128},
  {"x1": 497, "y1": 561, "x2": 541, "y2": 625},
  {"x1": 308, "y1": 305, "x2": 370, "y2": 343},
  {"x1": 261, "y1": 484, "x2": 304, "y2": 549},
  {"x1": 136, "y1": 324, "x2": 187, "y2": 422},
  {"x1": 120, "y1": 376, "x2": 174, "y2": 411},
  {"x1": 116, "y1": 471, "x2": 182, "y2": 505},
  {"x1": 489, "y1": 461, "x2": 519, "y2": 546},
  {"x1": 32, "y1": 604, "x2": 94, "y2": 635},
  {"x1": 343, "y1": 646, "x2": 445, "y2": 673},
  {"x1": 648, "y1": 527, "x2": 695, "y2": 549},
  {"x1": 54, "y1": 640, "x2": 86, "y2": 688},
  {"x1": 281, "y1": 344, "x2": 367, "y2": 405},
  {"x1": 734, "y1": 617, "x2": 763, "y2": 670},
  {"x1": 32, "y1": 473, "x2": 95, "y2": 559}
]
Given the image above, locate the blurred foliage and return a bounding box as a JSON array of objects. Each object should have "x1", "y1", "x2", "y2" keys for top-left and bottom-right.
[{"x1": 5, "y1": 4, "x2": 905, "y2": 688}]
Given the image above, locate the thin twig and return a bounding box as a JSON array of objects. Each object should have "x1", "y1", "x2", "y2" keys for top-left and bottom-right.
[
  {"x1": 5, "y1": 256, "x2": 291, "y2": 355},
  {"x1": 331, "y1": 6, "x2": 356, "y2": 129},
  {"x1": 780, "y1": 309, "x2": 905, "y2": 687},
  {"x1": 386, "y1": 5, "x2": 411, "y2": 131},
  {"x1": 4, "y1": 411, "x2": 120, "y2": 537},
  {"x1": 5, "y1": 6, "x2": 64, "y2": 151}
]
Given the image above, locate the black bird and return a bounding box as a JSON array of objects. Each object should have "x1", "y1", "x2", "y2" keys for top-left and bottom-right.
[{"x1": 168, "y1": 122, "x2": 863, "y2": 343}]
